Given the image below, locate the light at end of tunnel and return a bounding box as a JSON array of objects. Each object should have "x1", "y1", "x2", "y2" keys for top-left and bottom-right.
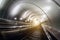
[
  {"x1": 31, "y1": 14, "x2": 47, "y2": 27},
  {"x1": 40, "y1": 14, "x2": 47, "y2": 23},
  {"x1": 32, "y1": 18, "x2": 40, "y2": 26}
]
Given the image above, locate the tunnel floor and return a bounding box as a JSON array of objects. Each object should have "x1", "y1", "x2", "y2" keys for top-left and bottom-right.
[{"x1": 0, "y1": 26, "x2": 49, "y2": 40}]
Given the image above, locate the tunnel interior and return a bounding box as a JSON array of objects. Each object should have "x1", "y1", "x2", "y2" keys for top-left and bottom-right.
[{"x1": 0, "y1": 0, "x2": 60, "y2": 40}]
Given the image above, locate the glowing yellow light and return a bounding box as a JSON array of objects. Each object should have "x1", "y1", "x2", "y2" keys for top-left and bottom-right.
[{"x1": 32, "y1": 18, "x2": 40, "y2": 26}]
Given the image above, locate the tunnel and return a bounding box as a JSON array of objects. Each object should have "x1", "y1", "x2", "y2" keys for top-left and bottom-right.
[{"x1": 0, "y1": 0, "x2": 60, "y2": 40}]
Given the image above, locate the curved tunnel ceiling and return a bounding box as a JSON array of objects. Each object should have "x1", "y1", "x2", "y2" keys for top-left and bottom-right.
[{"x1": 0, "y1": 0, "x2": 60, "y2": 31}]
